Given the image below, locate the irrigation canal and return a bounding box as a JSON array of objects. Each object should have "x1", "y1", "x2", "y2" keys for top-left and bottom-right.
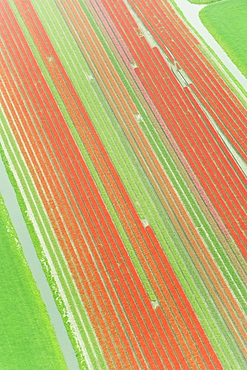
[{"x1": 0, "y1": 154, "x2": 79, "y2": 370}]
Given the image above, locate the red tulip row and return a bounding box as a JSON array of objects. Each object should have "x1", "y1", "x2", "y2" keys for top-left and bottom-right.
[
  {"x1": 52, "y1": 0, "x2": 245, "y2": 326},
  {"x1": 97, "y1": 0, "x2": 247, "y2": 260},
  {"x1": 129, "y1": 0, "x2": 247, "y2": 158},
  {"x1": 1, "y1": 1, "x2": 226, "y2": 368},
  {"x1": 157, "y1": 0, "x2": 246, "y2": 113},
  {"x1": 52, "y1": 0, "x2": 247, "y2": 365},
  {"x1": 2, "y1": 4, "x2": 162, "y2": 369},
  {"x1": 80, "y1": 0, "x2": 247, "y2": 353}
]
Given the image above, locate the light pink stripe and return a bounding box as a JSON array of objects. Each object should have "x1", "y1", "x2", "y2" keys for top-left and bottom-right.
[
  {"x1": 88, "y1": 0, "x2": 230, "y2": 239},
  {"x1": 88, "y1": 0, "x2": 135, "y2": 64}
]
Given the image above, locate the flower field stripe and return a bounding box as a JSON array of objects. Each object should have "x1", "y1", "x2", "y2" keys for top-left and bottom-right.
[
  {"x1": 0, "y1": 110, "x2": 105, "y2": 369},
  {"x1": 104, "y1": 0, "x2": 247, "y2": 201},
  {"x1": 150, "y1": 50, "x2": 247, "y2": 225},
  {"x1": 84, "y1": 0, "x2": 247, "y2": 297},
  {"x1": 150, "y1": 0, "x2": 247, "y2": 160},
  {"x1": 89, "y1": 0, "x2": 247, "y2": 314},
  {"x1": 0, "y1": 110, "x2": 99, "y2": 369},
  {"x1": 96, "y1": 0, "x2": 247, "y2": 261},
  {"x1": 1, "y1": 54, "x2": 109, "y2": 370},
  {"x1": 9, "y1": 3, "x2": 247, "y2": 370},
  {"x1": 1, "y1": 4, "x2": 210, "y2": 368},
  {"x1": 0, "y1": 10, "x2": 141, "y2": 368},
  {"x1": 131, "y1": 0, "x2": 247, "y2": 158},
  {"x1": 32, "y1": 0, "x2": 247, "y2": 332},
  {"x1": 59, "y1": 0, "x2": 247, "y2": 364},
  {"x1": 90, "y1": 0, "x2": 245, "y2": 256},
  {"x1": 135, "y1": 49, "x2": 247, "y2": 256},
  {"x1": 0, "y1": 3, "x2": 208, "y2": 370},
  {"x1": 1, "y1": 44, "x2": 146, "y2": 370},
  {"x1": 2, "y1": 0, "x2": 247, "y2": 369},
  {"x1": 2, "y1": 1, "x2": 230, "y2": 368},
  {"x1": 46, "y1": 0, "x2": 247, "y2": 349},
  {"x1": 151, "y1": 0, "x2": 247, "y2": 113},
  {"x1": 5, "y1": 0, "x2": 160, "y2": 304},
  {"x1": 49, "y1": 0, "x2": 247, "y2": 324},
  {"x1": 31, "y1": 0, "x2": 247, "y2": 304},
  {"x1": 111, "y1": 0, "x2": 247, "y2": 188},
  {"x1": 1, "y1": 36, "x2": 153, "y2": 370}
]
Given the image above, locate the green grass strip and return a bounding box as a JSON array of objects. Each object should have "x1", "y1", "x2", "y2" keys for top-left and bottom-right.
[
  {"x1": 8, "y1": 1, "x2": 246, "y2": 367},
  {"x1": 22, "y1": 0, "x2": 246, "y2": 366},
  {"x1": 7, "y1": 0, "x2": 157, "y2": 301},
  {"x1": 32, "y1": 2, "x2": 246, "y2": 367},
  {"x1": 169, "y1": 0, "x2": 247, "y2": 103},
  {"x1": 187, "y1": 0, "x2": 220, "y2": 4},
  {"x1": 76, "y1": 0, "x2": 247, "y2": 310},
  {"x1": 200, "y1": 0, "x2": 247, "y2": 78},
  {"x1": 0, "y1": 194, "x2": 67, "y2": 370},
  {"x1": 0, "y1": 111, "x2": 106, "y2": 370}
]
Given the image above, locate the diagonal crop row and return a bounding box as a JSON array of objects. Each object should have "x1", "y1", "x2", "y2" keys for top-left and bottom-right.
[
  {"x1": 11, "y1": 0, "x2": 247, "y2": 366},
  {"x1": 0, "y1": 111, "x2": 96, "y2": 370},
  {"x1": 1, "y1": 3, "x2": 218, "y2": 368},
  {"x1": 98, "y1": 0, "x2": 245, "y2": 262},
  {"x1": 52, "y1": 0, "x2": 247, "y2": 349},
  {"x1": 2, "y1": 1, "x2": 231, "y2": 368},
  {"x1": 80, "y1": 0, "x2": 247, "y2": 364},
  {"x1": 3, "y1": 0, "x2": 247, "y2": 368},
  {"x1": 130, "y1": 0, "x2": 247, "y2": 159},
  {"x1": 84, "y1": 0, "x2": 247, "y2": 301},
  {"x1": 23, "y1": 3, "x2": 247, "y2": 362}
]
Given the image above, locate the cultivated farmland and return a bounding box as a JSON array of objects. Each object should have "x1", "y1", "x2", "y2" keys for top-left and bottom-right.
[
  {"x1": 0, "y1": 195, "x2": 67, "y2": 369},
  {"x1": 200, "y1": 0, "x2": 247, "y2": 78},
  {"x1": 1, "y1": 0, "x2": 247, "y2": 369}
]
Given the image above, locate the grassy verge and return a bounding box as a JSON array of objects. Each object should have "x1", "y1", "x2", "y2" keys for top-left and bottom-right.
[
  {"x1": 187, "y1": 0, "x2": 220, "y2": 4},
  {"x1": 9, "y1": 0, "x2": 244, "y2": 313},
  {"x1": 29, "y1": 1, "x2": 246, "y2": 366},
  {"x1": 5, "y1": 1, "x2": 246, "y2": 367},
  {"x1": 0, "y1": 111, "x2": 105, "y2": 369},
  {"x1": 199, "y1": 0, "x2": 247, "y2": 78},
  {"x1": 0, "y1": 194, "x2": 67, "y2": 370},
  {"x1": 169, "y1": 0, "x2": 247, "y2": 104},
  {"x1": 76, "y1": 0, "x2": 247, "y2": 308}
]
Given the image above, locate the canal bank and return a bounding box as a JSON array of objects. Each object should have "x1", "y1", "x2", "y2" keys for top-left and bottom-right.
[
  {"x1": 0, "y1": 153, "x2": 79, "y2": 370},
  {"x1": 172, "y1": 0, "x2": 247, "y2": 90}
]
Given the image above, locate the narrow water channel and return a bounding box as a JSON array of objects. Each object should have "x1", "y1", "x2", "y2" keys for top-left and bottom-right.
[{"x1": 0, "y1": 154, "x2": 79, "y2": 370}]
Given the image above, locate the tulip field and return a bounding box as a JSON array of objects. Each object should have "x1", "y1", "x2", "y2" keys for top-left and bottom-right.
[{"x1": 1, "y1": 0, "x2": 246, "y2": 369}]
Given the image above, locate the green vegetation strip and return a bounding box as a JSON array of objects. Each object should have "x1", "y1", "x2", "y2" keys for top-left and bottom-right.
[
  {"x1": 169, "y1": 0, "x2": 247, "y2": 104},
  {"x1": 0, "y1": 111, "x2": 106, "y2": 370},
  {"x1": 77, "y1": 0, "x2": 247, "y2": 309},
  {"x1": 16, "y1": 0, "x2": 247, "y2": 366},
  {"x1": 36, "y1": 2, "x2": 246, "y2": 367},
  {"x1": 187, "y1": 0, "x2": 220, "y2": 4},
  {"x1": 200, "y1": 0, "x2": 247, "y2": 78},
  {"x1": 0, "y1": 194, "x2": 66, "y2": 370},
  {"x1": 33, "y1": 0, "x2": 246, "y2": 309},
  {"x1": 7, "y1": 1, "x2": 246, "y2": 368}
]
